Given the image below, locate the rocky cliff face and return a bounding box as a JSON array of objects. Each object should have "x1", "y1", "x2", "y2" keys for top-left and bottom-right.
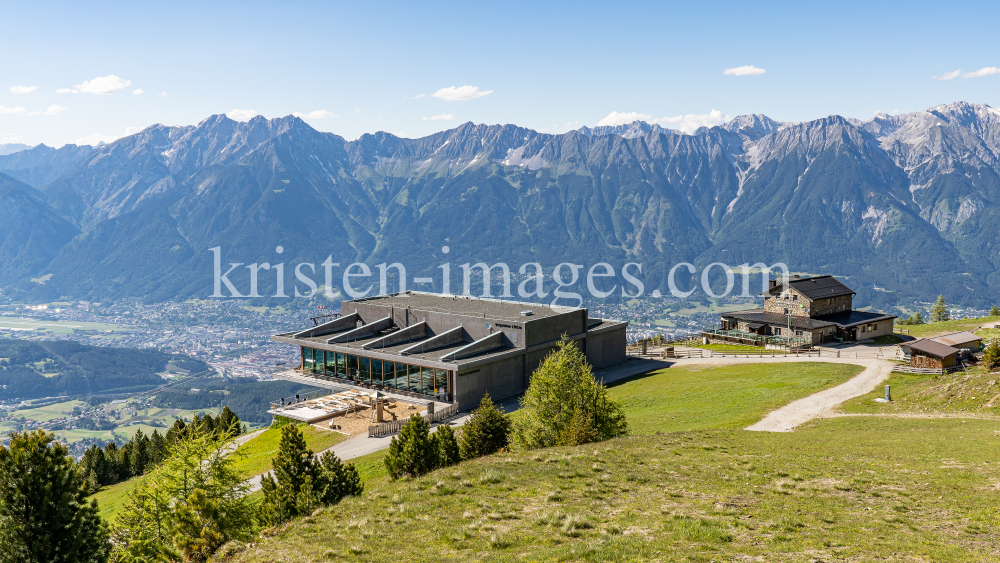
[{"x1": 3, "y1": 102, "x2": 1000, "y2": 308}]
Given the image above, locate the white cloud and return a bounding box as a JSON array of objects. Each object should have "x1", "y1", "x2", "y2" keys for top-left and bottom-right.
[
  {"x1": 595, "y1": 109, "x2": 730, "y2": 134},
  {"x1": 422, "y1": 114, "x2": 454, "y2": 121},
  {"x1": 56, "y1": 88, "x2": 75, "y2": 94},
  {"x1": 654, "y1": 110, "x2": 730, "y2": 133},
  {"x1": 962, "y1": 67, "x2": 1000, "y2": 78},
  {"x1": 126, "y1": 127, "x2": 141, "y2": 135},
  {"x1": 29, "y1": 105, "x2": 65, "y2": 116},
  {"x1": 596, "y1": 111, "x2": 654, "y2": 126},
  {"x1": 227, "y1": 109, "x2": 259, "y2": 121},
  {"x1": 0, "y1": 106, "x2": 27, "y2": 115},
  {"x1": 431, "y1": 85, "x2": 493, "y2": 101},
  {"x1": 2, "y1": 133, "x2": 20, "y2": 142},
  {"x1": 9, "y1": 85, "x2": 37, "y2": 94},
  {"x1": 723, "y1": 65, "x2": 766, "y2": 76},
  {"x1": 158, "y1": 91, "x2": 168, "y2": 96},
  {"x1": 932, "y1": 69, "x2": 961, "y2": 81},
  {"x1": 75, "y1": 132, "x2": 120, "y2": 146},
  {"x1": 292, "y1": 110, "x2": 337, "y2": 119},
  {"x1": 133, "y1": 88, "x2": 145, "y2": 95},
  {"x1": 404, "y1": 93, "x2": 426, "y2": 99},
  {"x1": 73, "y1": 74, "x2": 131, "y2": 95}
]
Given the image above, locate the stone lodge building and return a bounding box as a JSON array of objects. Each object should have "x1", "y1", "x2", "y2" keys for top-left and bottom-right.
[{"x1": 711, "y1": 275, "x2": 896, "y2": 346}]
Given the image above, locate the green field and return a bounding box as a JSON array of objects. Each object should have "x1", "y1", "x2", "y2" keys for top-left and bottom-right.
[
  {"x1": 213, "y1": 361, "x2": 996, "y2": 562},
  {"x1": 2, "y1": 400, "x2": 87, "y2": 425},
  {"x1": 0, "y1": 316, "x2": 127, "y2": 334},
  {"x1": 231, "y1": 424, "x2": 348, "y2": 479},
  {"x1": 900, "y1": 315, "x2": 999, "y2": 338},
  {"x1": 608, "y1": 363, "x2": 862, "y2": 433}
]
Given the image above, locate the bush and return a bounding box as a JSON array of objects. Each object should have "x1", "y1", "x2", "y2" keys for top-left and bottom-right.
[
  {"x1": 435, "y1": 424, "x2": 461, "y2": 467},
  {"x1": 989, "y1": 306, "x2": 1000, "y2": 317},
  {"x1": 983, "y1": 339, "x2": 1000, "y2": 372},
  {"x1": 458, "y1": 394, "x2": 511, "y2": 460},
  {"x1": 384, "y1": 414, "x2": 437, "y2": 479},
  {"x1": 512, "y1": 337, "x2": 628, "y2": 450}
]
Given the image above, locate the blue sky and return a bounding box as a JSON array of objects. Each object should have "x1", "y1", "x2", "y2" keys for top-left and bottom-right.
[{"x1": 2, "y1": 0, "x2": 999, "y2": 147}]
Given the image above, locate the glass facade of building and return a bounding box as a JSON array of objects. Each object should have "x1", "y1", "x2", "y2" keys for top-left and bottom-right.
[{"x1": 299, "y1": 347, "x2": 450, "y2": 398}]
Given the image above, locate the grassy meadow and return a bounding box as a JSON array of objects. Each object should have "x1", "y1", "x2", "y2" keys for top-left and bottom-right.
[{"x1": 215, "y1": 361, "x2": 1000, "y2": 562}]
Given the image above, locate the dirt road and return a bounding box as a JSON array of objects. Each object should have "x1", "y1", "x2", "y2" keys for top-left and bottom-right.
[{"x1": 667, "y1": 354, "x2": 895, "y2": 432}]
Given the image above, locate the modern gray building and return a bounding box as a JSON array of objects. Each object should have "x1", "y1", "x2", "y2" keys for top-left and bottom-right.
[{"x1": 271, "y1": 291, "x2": 628, "y2": 408}]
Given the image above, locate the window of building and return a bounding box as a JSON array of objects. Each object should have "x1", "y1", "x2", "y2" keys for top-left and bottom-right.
[
  {"x1": 408, "y1": 364, "x2": 421, "y2": 392},
  {"x1": 422, "y1": 366, "x2": 435, "y2": 395},
  {"x1": 371, "y1": 359, "x2": 383, "y2": 385},
  {"x1": 302, "y1": 347, "x2": 315, "y2": 372},
  {"x1": 348, "y1": 355, "x2": 359, "y2": 378},
  {"x1": 792, "y1": 295, "x2": 798, "y2": 301},
  {"x1": 795, "y1": 330, "x2": 803, "y2": 336},
  {"x1": 359, "y1": 357, "x2": 370, "y2": 383},
  {"x1": 784, "y1": 308, "x2": 789, "y2": 315},
  {"x1": 435, "y1": 369, "x2": 447, "y2": 395}
]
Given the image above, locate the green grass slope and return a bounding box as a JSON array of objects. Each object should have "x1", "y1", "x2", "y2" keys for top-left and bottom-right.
[{"x1": 210, "y1": 362, "x2": 1000, "y2": 562}]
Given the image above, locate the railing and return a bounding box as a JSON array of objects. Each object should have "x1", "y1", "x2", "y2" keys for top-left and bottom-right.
[
  {"x1": 700, "y1": 327, "x2": 813, "y2": 350},
  {"x1": 666, "y1": 346, "x2": 900, "y2": 360},
  {"x1": 368, "y1": 402, "x2": 460, "y2": 438}
]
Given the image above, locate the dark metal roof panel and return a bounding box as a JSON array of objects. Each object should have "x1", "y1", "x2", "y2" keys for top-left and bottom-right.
[{"x1": 907, "y1": 339, "x2": 959, "y2": 359}]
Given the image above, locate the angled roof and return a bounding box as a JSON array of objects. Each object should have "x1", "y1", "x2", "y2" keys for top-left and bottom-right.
[
  {"x1": 721, "y1": 309, "x2": 838, "y2": 330},
  {"x1": 766, "y1": 275, "x2": 856, "y2": 300},
  {"x1": 907, "y1": 339, "x2": 959, "y2": 359},
  {"x1": 930, "y1": 331, "x2": 982, "y2": 347},
  {"x1": 811, "y1": 310, "x2": 896, "y2": 327}
]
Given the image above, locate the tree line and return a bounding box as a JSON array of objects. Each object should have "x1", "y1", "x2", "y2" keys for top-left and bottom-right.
[{"x1": 79, "y1": 408, "x2": 241, "y2": 490}]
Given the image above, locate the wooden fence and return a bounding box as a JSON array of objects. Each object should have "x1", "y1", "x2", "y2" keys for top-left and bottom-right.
[
  {"x1": 368, "y1": 402, "x2": 460, "y2": 438},
  {"x1": 891, "y1": 364, "x2": 966, "y2": 375}
]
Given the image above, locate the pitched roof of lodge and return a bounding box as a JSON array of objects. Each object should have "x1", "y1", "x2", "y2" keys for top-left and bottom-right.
[
  {"x1": 810, "y1": 310, "x2": 896, "y2": 327},
  {"x1": 907, "y1": 338, "x2": 960, "y2": 359},
  {"x1": 721, "y1": 308, "x2": 895, "y2": 330},
  {"x1": 930, "y1": 331, "x2": 982, "y2": 347},
  {"x1": 721, "y1": 309, "x2": 838, "y2": 330},
  {"x1": 766, "y1": 275, "x2": 856, "y2": 300}
]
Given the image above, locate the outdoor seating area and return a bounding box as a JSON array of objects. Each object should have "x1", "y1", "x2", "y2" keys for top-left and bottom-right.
[
  {"x1": 267, "y1": 389, "x2": 429, "y2": 435},
  {"x1": 701, "y1": 327, "x2": 813, "y2": 349}
]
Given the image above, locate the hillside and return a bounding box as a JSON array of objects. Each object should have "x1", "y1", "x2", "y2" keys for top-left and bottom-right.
[
  {"x1": 0, "y1": 339, "x2": 209, "y2": 400},
  {"x1": 3, "y1": 103, "x2": 1000, "y2": 308},
  {"x1": 213, "y1": 361, "x2": 1000, "y2": 562}
]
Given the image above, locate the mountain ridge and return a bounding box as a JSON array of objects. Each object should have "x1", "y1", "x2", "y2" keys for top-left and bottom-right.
[{"x1": 3, "y1": 101, "x2": 1000, "y2": 309}]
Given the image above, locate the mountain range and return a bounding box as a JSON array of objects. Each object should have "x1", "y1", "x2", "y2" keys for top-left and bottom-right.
[{"x1": 2, "y1": 101, "x2": 1000, "y2": 310}]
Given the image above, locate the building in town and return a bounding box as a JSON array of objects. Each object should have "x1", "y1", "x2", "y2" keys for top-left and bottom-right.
[
  {"x1": 706, "y1": 275, "x2": 896, "y2": 347},
  {"x1": 270, "y1": 291, "x2": 628, "y2": 408}
]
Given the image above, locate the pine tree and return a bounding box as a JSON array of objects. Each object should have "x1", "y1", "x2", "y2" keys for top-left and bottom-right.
[
  {"x1": 315, "y1": 452, "x2": 363, "y2": 505},
  {"x1": 983, "y1": 339, "x2": 1000, "y2": 372},
  {"x1": 512, "y1": 337, "x2": 629, "y2": 450},
  {"x1": 384, "y1": 414, "x2": 437, "y2": 479},
  {"x1": 259, "y1": 424, "x2": 314, "y2": 524},
  {"x1": 170, "y1": 489, "x2": 224, "y2": 563},
  {"x1": 0, "y1": 430, "x2": 110, "y2": 563},
  {"x1": 989, "y1": 306, "x2": 1000, "y2": 317},
  {"x1": 930, "y1": 295, "x2": 950, "y2": 323},
  {"x1": 458, "y1": 394, "x2": 511, "y2": 460},
  {"x1": 110, "y1": 427, "x2": 254, "y2": 562},
  {"x1": 435, "y1": 424, "x2": 461, "y2": 467}
]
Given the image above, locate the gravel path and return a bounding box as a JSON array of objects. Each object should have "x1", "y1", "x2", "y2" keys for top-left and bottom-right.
[{"x1": 667, "y1": 354, "x2": 895, "y2": 432}]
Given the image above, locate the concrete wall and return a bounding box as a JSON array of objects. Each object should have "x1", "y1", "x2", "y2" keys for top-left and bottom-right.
[
  {"x1": 586, "y1": 326, "x2": 627, "y2": 369},
  {"x1": 525, "y1": 309, "x2": 587, "y2": 347},
  {"x1": 455, "y1": 354, "x2": 526, "y2": 408}
]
